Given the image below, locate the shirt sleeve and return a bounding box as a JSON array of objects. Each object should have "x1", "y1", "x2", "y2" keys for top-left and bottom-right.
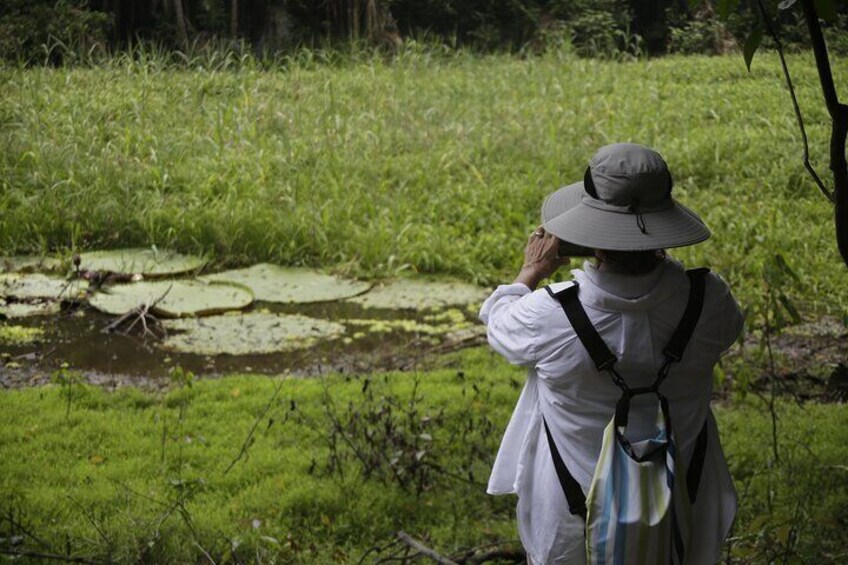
[
  {"x1": 478, "y1": 283, "x2": 540, "y2": 367},
  {"x1": 705, "y1": 272, "x2": 745, "y2": 353}
]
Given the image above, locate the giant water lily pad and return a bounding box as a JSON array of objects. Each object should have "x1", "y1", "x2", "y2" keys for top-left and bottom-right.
[
  {"x1": 0, "y1": 256, "x2": 64, "y2": 273},
  {"x1": 160, "y1": 313, "x2": 346, "y2": 355},
  {"x1": 78, "y1": 248, "x2": 205, "y2": 277},
  {"x1": 89, "y1": 280, "x2": 253, "y2": 318},
  {"x1": 0, "y1": 299, "x2": 61, "y2": 318},
  {"x1": 348, "y1": 279, "x2": 488, "y2": 311},
  {"x1": 0, "y1": 273, "x2": 88, "y2": 301},
  {"x1": 201, "y1": 264, "x2": 371, "y2": 304}
]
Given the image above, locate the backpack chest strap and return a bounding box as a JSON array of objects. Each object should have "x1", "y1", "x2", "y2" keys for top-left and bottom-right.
[{"x1": 545, "y1": 267, "x2": 710, "y2": 382}]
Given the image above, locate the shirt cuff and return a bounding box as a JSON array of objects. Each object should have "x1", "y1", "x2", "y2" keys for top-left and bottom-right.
[{"x1": 478, "y1": 283, "x2": 532, "y2": 324}]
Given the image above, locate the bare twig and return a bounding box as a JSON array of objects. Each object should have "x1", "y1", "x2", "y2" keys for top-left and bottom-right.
[
  {"x1": 449, "y1": 540, "x2": 525, "y2": 564},
  {"x1": 358, "y1": 539, "x2": 404, "y2": 564},
  {"x1": 65, "y1": 495, "x2": 113, "y2": 550},
  {"x1": 462, "y1": 549, "x2": 526, "y2": 565},
  {"x1": 223, "y1": 377, "x2": 285, "y2": 475},
  {"x1": 194, "y1": 540, "x2": 217, "y2": 565},
  {"x1": 101, "y1": 285, "x2": 172, "y2": 340}
]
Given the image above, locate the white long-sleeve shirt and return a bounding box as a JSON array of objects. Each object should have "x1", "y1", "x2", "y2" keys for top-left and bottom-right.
[{"x1": 479, "y1": 258, "x2": 743, "y2": 565}]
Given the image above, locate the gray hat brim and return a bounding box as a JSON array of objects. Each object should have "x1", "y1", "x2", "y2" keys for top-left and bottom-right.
[{"x1": 541, "y1": 182, "x2": 711, "y2": 251}]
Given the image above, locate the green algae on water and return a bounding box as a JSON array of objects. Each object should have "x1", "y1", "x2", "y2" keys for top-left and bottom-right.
[
  {"x1": 0, "y1": 325, "x2": 45, "y2": 345},
  {"x1": 160, "y1": 312, "x2": 346, "y2": 355}
]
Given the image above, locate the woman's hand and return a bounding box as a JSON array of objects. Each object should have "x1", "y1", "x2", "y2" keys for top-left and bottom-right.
[{"x1": 513, "y1": 226, "x2": 570, "y2": 290}]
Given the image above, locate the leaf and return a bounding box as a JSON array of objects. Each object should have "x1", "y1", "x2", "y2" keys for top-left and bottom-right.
[
  {"x1": 779, "y1": 294, "x2": 802, "y2": 324},
  {"x1": 349, "y1": 279, "x2": 488, "y2": 311},
  {"x1": 814, "y1": 0, "x2": 838, "y2": 22},
  {"x1": 79, "y1": 248, "x2": 206, "y2": 277},
  {"x1": 778, "y1": 0, "x2": 798, "y2": 9},
  {"x1": 161, "y1": 313, "x2": 345, "y2": 355},
  {"x1": 0, "y1": 273, "x2": 88, "y2": 301},
  {"x1": 774, "y1": 253, "x2": 801, "y2": 285},
  {"x1": 89, "y1": 279, "x2": 253, "y2": 317},
  {"x1": 201, "y1": 264, "x2": 371, "y2": 304},
  {"x1": 744, "y1": 28, "x2": 764, "y2": 72}
]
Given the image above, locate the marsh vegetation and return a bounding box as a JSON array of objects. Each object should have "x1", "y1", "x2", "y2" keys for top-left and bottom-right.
[{"x1": 1, "y1": 47, "x2": 847, "y2": 563}]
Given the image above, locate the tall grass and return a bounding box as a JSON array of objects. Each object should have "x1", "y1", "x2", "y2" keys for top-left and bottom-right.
[{"x1": 0, "y1": 49, "x2": 845, "y2": 314}]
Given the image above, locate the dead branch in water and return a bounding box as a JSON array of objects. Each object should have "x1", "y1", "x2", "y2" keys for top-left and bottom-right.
[{"x1": 101, "y1": 285, "x2": 172, "y2": 341}]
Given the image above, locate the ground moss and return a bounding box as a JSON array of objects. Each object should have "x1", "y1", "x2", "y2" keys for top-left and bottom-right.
[{"x1": 1, "y1": 348, "x2": 846, "y2": 562}]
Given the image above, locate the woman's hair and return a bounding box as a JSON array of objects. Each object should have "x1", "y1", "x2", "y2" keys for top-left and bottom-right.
[{"x1": 595, "y1": 249, "x2": 666, "y2": 275}]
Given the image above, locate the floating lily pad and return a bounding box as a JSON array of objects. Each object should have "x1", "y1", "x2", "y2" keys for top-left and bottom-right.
[
  {"x1": 0, "y1": 273, "x2": 88, "y2": 301},
  {"x1": 0, "y1": 300, "x2": 61, "y2": 318},
  {"x1": 201, "y1": 264, "x2": 371, "y2": 304},
  {"x1": 160, "y1": 313, "x2": 346, "y2": 355},
  {"x1": 0, "y1": 256, "x2": 64, "y2": 273},
  {"x1": 88, "y1": 280, "x2": 253, "y2": 318},
  {"x1": 78, "y1": 248, "x2": 206, "y2": 277},
  {"x1": 348, "y1": 279, "x2": 488, "y2": 311}
]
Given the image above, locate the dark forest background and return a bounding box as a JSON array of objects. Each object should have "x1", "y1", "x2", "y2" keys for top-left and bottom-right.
[{"x1": 1, "y1": 0, "x2": 847, "y2": 64}]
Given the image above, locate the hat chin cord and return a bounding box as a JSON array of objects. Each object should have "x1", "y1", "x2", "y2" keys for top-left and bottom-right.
[{"x1": 628, "y1": 199, "x2": 648, "y2": 234}]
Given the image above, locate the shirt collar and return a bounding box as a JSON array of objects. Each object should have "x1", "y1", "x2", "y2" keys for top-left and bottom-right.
[{"x1": 571, "y1": 257, "x2": 684, "y2": 311}]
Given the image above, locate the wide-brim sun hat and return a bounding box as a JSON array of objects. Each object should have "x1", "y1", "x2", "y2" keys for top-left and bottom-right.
[{"x1": 541, "y1": 143, "x2": 710, "y2": 251}]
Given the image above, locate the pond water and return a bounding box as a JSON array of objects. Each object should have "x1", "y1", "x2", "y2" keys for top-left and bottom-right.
[
  {"x1": 1, "y1": 299, "x2": 485, "y2": 386},
  {"x1": 1, "y1": 254, "x2": 490, "y2": 386}
]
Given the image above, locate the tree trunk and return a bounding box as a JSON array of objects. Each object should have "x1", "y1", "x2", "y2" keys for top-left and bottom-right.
[
  {"x1": 174, "y1": 0, "x2": 189, "y2": 46},
  {"x1": 231, "y1": 0, "x2": 239, "y2": 38},
  {"x1": 800, "y1": 0, "x2": 848, "y2": 268}
]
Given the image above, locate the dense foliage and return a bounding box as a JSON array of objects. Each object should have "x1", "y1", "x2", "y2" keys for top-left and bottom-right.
[{"x1": 1, "y1": 0, "x2": 848, "y2": 63}]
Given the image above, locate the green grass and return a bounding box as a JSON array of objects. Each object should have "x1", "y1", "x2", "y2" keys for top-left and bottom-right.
[
  {"x1": 1, "y1": 348, "x2": 846, "y2": 563},
  {"x1": 0, "y1": 51, "x2": 846, "y2": 316}
]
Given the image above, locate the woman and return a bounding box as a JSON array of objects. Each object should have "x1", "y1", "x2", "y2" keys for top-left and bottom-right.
[{"x1": 480, "y1": 144, "x2": 742, "y2": 564}]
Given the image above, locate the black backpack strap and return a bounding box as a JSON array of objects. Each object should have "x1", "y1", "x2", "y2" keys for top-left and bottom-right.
[
  {"x1": 663, "y1": 268, "x2": 710, "y2": 362},
  {"x1": 542, "y1": 416, "x2": 587, "y2": 519},
  {"x1": 687, "y1": 419, "x2": 709, "y2": 503},
  {"x1": 544, "y1": 270, "x2": 712, "y2": 505},
  {"x1": 544, "y1": 283, "x2": 617, "y2": 371},
  {"x1": 668, "y1": 268, "x2": 710, "y2": 504}
]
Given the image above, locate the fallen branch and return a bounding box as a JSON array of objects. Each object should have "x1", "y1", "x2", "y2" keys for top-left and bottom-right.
[
  {"x1": 396, "y1": 531, "x2": 458, "y2": 565},
  {"x1": 461, "y1": 548, "x2": 526, "y2": 565},
  {"x1": 101, "y1": 285, "x2": 172, "y2": 341}
]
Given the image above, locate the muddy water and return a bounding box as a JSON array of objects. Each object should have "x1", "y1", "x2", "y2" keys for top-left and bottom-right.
[{"x1": 1, "y1": 300, "x2": 484, "y2": 387}]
